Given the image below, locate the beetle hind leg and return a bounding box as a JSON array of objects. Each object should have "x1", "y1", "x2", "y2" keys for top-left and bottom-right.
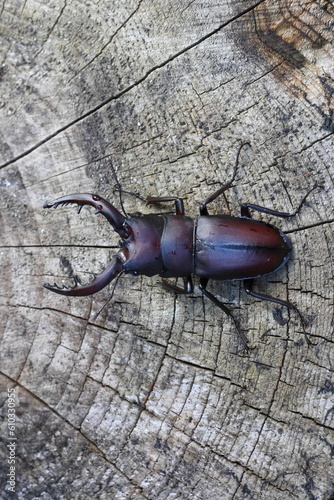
[
  {"x1": 199, "y1": 278, "x2": 249, "y2": 349},
  {"x1": 244, "y1": 279, "x2": 295, "y2": 308},
  {"x1": 244, "y1": 279, "x2": 313, "y2": 344},
  {"x1": 241, "y1": 185, "x2": 322, "y2": 219}
]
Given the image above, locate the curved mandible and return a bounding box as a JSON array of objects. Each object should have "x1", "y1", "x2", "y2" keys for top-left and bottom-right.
[
  {"x1": 43, "y1": 255, "x2": 124, "y2": 296},
  {"x1": 43, "y1": 193, "x2": 130, "y2": 237}
]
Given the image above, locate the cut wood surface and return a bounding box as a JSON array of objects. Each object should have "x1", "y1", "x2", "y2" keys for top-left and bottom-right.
[{"x1": 0, "y1": 1, "x2": 333, "y2": 499}]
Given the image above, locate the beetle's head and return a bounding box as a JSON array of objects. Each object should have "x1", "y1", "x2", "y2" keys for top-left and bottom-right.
[{"x1": 43, "y1": 193, "x2": 132, "y2": 296}]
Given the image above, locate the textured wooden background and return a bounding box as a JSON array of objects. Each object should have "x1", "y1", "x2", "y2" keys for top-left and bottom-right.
[{"x1": 1, "y1": 1, "x2": 333, "y2": 499}]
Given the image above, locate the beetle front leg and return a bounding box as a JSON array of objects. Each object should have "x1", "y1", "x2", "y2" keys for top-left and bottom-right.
[
  {"x1": 146, "y1": 196, "x2": 185, "y2": 216},
  {"x1": 199, "y1": 278, "x2": 249, "y2": 349}
]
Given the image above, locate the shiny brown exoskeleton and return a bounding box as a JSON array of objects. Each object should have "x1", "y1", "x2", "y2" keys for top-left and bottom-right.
[{"x1": 43, "y1": 146, "x2": 318, "y2": 345}]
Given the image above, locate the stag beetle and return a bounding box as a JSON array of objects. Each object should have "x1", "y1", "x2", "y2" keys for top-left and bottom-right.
[{"x1": 43, "y1": 145, "x2": 317, "y2": 345}]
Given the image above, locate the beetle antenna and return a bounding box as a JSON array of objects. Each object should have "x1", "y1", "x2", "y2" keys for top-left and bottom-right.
[
  {"x1": 109, "y1": 161, "x2": 147, "y2": 215},
  {"x1": 113, "y1": 186, "x2": 146, "y2": 204},
  {"x1": 92, "y1": 270, "x2": 125, "y2": 321},
  {"x1": 109, "y1": 161, "x2": 128, "y2": 216},
  {"x1": 289, "y1": 185, "x2": 324, "y2": 217},
  {"x1": 230, "y1": 142, "x2": 251, "y2": 185}
]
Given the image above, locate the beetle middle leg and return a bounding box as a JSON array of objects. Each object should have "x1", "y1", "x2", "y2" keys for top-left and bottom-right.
[
  {"x1": 200, "y1": 182, "x2": 234, "y2": 216},
  {"x1": 200, "y1": 142, "x2": 250, "y2": 216},
  {"x1": 147, "y1": 196, "x2": 185, "y2": 216},
  {"x1": 161, "y1": 276, "x2": 194, "y2": 294},
  {"x1": 112, "y1": 165, "x2": 186, "y2": 216},
  {"x1": 199, "y1": 278, "x2": 249, "y2": 349}
]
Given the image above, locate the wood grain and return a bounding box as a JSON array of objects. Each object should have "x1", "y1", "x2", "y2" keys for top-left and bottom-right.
[{"x1": 1, "y1": 1, "x2": 333, "y2": 499}]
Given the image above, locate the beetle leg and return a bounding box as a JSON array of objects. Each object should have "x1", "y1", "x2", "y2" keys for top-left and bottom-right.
[
  {"x1": 199, "y1": 278, "x2": 249, "y2": 349},
  {"x1": 241, "y1": 203, "x2": 289, "y2": 219},
  {"x1": 146, "y1": 196, "x2": 185, "y2": 216},
  {"x1": 244, "y1": 279, "x2": 312, "y2": 345},
  {"x1": 160, "y1": 276, "x2": 193, "y2": 293},
  {"x1": 112, "y1": 188, "x2": 186, "y2": 216},
  {"x1": 200, "y1": 182, "x2": 234, "y2": 216},
  {"x1": 244, "y1": 279, "x2": 294, "y2": 308},
  {"x1": 241, "y1": 186, "x2": 322, "y2": 219},
  {"x1": 200, "y1": 143, "x2": 251, "y2": 216}
]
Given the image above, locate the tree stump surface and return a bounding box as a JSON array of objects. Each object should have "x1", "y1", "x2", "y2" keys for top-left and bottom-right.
[{"x1": 1, "y1": 1, "x2": 333, "y2": 499}]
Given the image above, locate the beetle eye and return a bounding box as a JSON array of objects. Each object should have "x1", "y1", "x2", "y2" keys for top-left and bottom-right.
[{"x1": 132, "y1": 271, "x2": 140, "y2": 276}]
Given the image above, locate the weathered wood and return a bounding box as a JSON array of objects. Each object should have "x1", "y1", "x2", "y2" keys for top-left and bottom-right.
[{"x1": 0, "y1": 1, "x2": 333, "y2": 499}]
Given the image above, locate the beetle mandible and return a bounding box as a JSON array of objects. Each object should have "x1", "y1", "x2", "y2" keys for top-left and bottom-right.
[{"x1": 43, "y1": 144, "x2": 317, "y2": 345}]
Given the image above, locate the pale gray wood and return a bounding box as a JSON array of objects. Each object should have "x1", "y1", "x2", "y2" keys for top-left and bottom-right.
[{"x1": 0, "y1": 1, "x2": 333, "y2": 499}]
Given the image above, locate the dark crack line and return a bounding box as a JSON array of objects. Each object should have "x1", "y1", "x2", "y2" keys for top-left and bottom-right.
[
  {"x1": 288, "y1": 408, "x2": 334, "y2": 431},
  {"x1": 275, "y1": 130, "x2": 334, "y2": 161},
  {"x1": 0, "y1": 0, "x2": 266, "y2": 170},
  {"x1": 67, "y1": 0, "x2": 143, "y2": 85},
  {"x1": 1, "y1": 302, "x2": 113, "y2": 329},
  {"x1": 29, "y1": 159, "x2": 90, "y2": 185},
  {"x1": 31, "y1": 0, "x2": 68, "y2": 63},
  {"x1": 0, "y1": 1, "x2": 5, "y2": 18},
  {"x1": 244, "y1": 61, "x2": 285, "y2": 86}
]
